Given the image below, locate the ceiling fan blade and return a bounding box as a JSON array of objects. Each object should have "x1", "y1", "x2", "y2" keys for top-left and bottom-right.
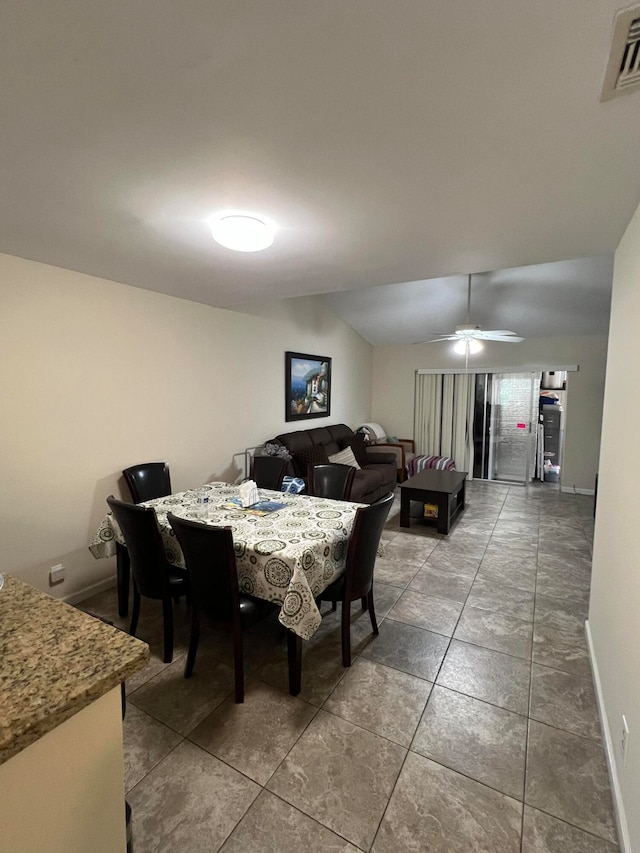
[
  {"x1": 482, "y1": 334, "x2": 525, "y2": 342},
  {"x1": 412, "y1": 336, "x2": 457, "y2": 344},
  {"x1": 482, "y1": 330, "x2": 520, "y2": 337}
]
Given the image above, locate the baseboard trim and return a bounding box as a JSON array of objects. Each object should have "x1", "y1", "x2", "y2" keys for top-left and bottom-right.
[
  {"x1": 63, "y1": 574, "x2": 116, "y2": 605},
  {"x1": 560, "y1": 486, "x2": 596, "y2": 495},
  {"x1": 585, "y1": 619, "x2": 632, "y2": 852}
]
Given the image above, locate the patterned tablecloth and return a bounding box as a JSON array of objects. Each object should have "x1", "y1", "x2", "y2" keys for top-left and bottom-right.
[{"x1": 89, "y1": 482, "x2": 364, "y2": 640}]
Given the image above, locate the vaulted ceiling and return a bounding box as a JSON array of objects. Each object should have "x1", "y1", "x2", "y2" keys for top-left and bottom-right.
[
  {"x1": 324, "y1": 255, "x2": 614, "y2": 344},
  {"x1": 1, "y1": 1, "x2": 638, "y2": 336}
]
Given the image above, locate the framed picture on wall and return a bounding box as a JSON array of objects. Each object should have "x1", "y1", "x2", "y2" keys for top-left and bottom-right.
[{"x1": 285, "y1": 351, "x2": 332, "y2": 421}]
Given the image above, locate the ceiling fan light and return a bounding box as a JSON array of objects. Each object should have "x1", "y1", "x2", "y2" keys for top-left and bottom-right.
[
  {"x1": 453, "y1": 338, "x2": 484, "y2": 355},
  {"x1": 209, "y1": 214, "x2": 275, "y2": 252}
]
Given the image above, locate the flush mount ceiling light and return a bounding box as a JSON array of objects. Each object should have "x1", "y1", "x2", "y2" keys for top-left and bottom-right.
[{"x1": 209, "y1": 213, "x2": 275, "y2": 252}]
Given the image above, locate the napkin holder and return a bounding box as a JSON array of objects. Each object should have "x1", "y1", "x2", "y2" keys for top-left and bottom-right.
[{"x1": 239, "y1": 480, "x2": 259, "y2": 508}]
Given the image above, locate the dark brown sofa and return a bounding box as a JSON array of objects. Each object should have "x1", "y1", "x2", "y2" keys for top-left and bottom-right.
[{"x1": 270, "y1": 423, "x2": 397, "y2": 504}]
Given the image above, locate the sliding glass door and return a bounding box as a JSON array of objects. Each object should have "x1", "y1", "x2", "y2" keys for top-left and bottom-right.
[
  {"x1": 473, "y1": 372, "x2": 539, "y2": 484},
  {"x1": 415, "y1": 369, "x2": 541, "y2": 485},
  {"x1": 491, "y1": 373, "x2": 538, "y2": 482}
]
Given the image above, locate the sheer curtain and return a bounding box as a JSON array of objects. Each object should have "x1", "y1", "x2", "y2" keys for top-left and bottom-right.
[
  {"x1": 414, "y1": 373, "x2": 442, "y2": 457},
  {"x1": 414, "y1": 372, "x2": 476, "y2": 478}
]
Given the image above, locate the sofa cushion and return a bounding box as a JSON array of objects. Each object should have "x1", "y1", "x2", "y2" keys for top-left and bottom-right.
[
  {"x1": 303, "y1": 426, "x2": 341, "y2": 456},
  {"x1": 289, "y1": 444, "x2": 327, "y2": 477},
  {"x1": 339, "y1": 432, "x2": 369, "y2": 468},
  {"x1": 349, "y1": 468, "x2": 384, "y2": 502},
  {"x1": 276, "y1": 430, "x2": 314, "y2": 457},
  {"x1": 364, "y1": 449, "x2": 397, "y2": 466},
  {"x1": 327, "y1": 424, "x2": 356, "y2": 445},
  {"x1": 328, "y1": 447, "x2": 361, "y2": 469},
  {"x1": 307, "y1": 426, "x2": 333, "y2": 447}
]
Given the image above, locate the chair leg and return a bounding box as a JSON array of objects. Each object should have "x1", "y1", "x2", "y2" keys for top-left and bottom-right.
[
  {"x1": 361, "y1": 596, "x2": 368, "y2": 611},
  {"x1": 367, "y1": 589, "x2": 379, "y2": 635},
  {"x1": 341, "y1": 599, "x2": 352, "y2": 667},
  {"x1": 173, "y1": 588, "x2": 191, "y2": 607},
  {"x1": 162, "y1": 597, "x2": 174, "y2": 663},
  {"x1": 184, "y1": 608, "x2": 200, "y2": 678},
  {"x1": 129, "y1": 586, "x2": 140, "y2": 637},
  {"x1": 116, "y1": 543, "x2": 130, "y2": 617},
  {"x1": 331, "y1": 600, "x2": 337, "y2": 612},
  {"x1": 232, "y1": 624, "x2": 245, "y2": 704},
  {"x1": 286, "y1": 630, "x2": 302, "y2": 696}
]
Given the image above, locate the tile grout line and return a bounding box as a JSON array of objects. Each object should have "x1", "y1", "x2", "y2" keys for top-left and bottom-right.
[
  {"x1": 519, "y1": 490, "x2": 541, "y2": 852},
  {"x1": 400, "y1": 487, "x2": 507, "y2": 752},
  {"x1": 368, "y1": 488, "x2": 500, "y2": 851},
  {"x1": 370, "y1": 484, "x2": 513, "y2": 851},
  {"x1": 424, "y1": 485, "x2": 504, "y2": 685},
  {"x1": 98, "y1": 484, "x2": 608, "y2": 851}
]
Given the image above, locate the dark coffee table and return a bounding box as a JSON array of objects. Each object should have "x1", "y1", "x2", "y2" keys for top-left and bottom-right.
[{"x1": 399, "y1": 468, "x2": 467, "y2": 534}]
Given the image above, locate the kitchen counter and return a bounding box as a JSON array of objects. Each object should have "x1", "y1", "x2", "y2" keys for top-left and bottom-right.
[
  {"x1": 0, "y1": 574, "x2": 148, "y2": 765},
  {"x1": 0, "y1": 574, "x2": 149, "y2": 851}
]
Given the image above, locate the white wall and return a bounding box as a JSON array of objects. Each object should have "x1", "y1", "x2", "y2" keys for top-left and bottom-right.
[
  {"x1": 370, "y1": 336, "x2": 607, "y2": 492},
  {"x1": 0, "y1": 253, "x2": 372, "y2": 597},
  {"x1": 589, "y1": 201, "x2": 640, "y2": 852}
]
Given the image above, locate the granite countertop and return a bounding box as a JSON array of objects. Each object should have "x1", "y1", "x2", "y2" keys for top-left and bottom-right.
[{"x1": 0, "y1": 575, "x2": 149, "y2": 765}]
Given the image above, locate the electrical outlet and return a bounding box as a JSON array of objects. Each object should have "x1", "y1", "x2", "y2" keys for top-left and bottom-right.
[
  {"x1": 621, "y1": 715, "x2": 630, "y2": 768},
  {"x1": 49, "y1": 563, "x2": 65, "y2": 586}
]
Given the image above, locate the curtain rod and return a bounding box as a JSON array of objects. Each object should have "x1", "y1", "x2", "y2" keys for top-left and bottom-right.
[{"x1": 416, "y1": 364, "x2": 579, "y2": 375}]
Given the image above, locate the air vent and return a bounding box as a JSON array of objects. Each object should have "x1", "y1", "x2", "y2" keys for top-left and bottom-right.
[{"x1": 601, "y1": 6, "x2": 640, "y2": 100}]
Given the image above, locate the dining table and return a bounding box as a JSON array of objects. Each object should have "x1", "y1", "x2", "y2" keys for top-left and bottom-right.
[{"x1": 89, "y1": 481, "x2": 364, "y2": 694}]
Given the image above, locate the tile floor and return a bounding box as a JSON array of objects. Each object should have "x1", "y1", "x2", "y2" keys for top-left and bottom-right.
[{"x1": 79, "y1": 481, "x2": 620, "y2": 852}]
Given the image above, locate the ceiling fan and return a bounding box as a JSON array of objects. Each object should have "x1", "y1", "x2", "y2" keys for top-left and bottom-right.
[{"x1": 425, "y1": 273, "x2": 524, "y2": 352}]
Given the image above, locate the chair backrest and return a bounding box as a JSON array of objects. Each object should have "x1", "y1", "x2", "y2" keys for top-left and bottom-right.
[
  {"x1": 167, "y1": 513, "x2": 240, "y2": 623},
  {"x1": 250, "y1": 456, "x2": 287, "y2": 491},
  {"x1": 308, "y1": 463, "x2": 356, "y2": 501},
  {"x1": 344, "y1": 492, "x2": 394, "y2": 600},
  {"x1": 106, "y1": 495, "x2": 171, "y2": 599},
  {"x1": 123, "y1": 462, "x2": 172, "y2": 504}
]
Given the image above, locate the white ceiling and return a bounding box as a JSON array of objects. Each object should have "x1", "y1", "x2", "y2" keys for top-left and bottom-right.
[
  {"x1": 324, "y1": 255, "x2": 614, "y2": 344},
  {"x1": 1, "y1": 1, "x2": 638, "y2": 324}
]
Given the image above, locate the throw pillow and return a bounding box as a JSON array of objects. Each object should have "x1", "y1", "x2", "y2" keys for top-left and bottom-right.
[
  {"x1": 328, "y1": 446, "x2": 361, "y2": 469},
  {"x1": 293, "y1": 444, "x2": 329, "y2": 477},
  {"x1": 281, "y1": 476, "x2": 306, "y2": 494},
  {"x1": 258, "y1": 442, "x2": 292, "y2": 460},
  {"x1": 339, "y1": 433, "x2": 368, "y2": 468}
]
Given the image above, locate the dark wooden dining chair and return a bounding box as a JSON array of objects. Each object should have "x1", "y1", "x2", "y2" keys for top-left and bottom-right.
[
  {"x1": 118, "y1": 462, "x2": 172, "y2": 617},
  {"x1": 307, "y1": 463, "x2": 356, "y2": 500},
  {"x1": 317, "y1": 491, "x2": 394, "y2": 666},
  {"x1": 106, "y1": 496, "x2": 188, "y2": 663},
  {"x1": 167, "y1": 513, "x2": 264, "y2": 703},
  {"x1": 250, "y1": 456, "x2": 287, "y2": 491},
  {"x1": 122, "y1": 462, "x2": 172, "y2": 504}
]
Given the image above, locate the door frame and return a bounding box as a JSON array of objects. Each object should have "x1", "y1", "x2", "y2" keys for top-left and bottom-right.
[{"x1": 416, "y1": 365, "x2": 579, "y2": 486}]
